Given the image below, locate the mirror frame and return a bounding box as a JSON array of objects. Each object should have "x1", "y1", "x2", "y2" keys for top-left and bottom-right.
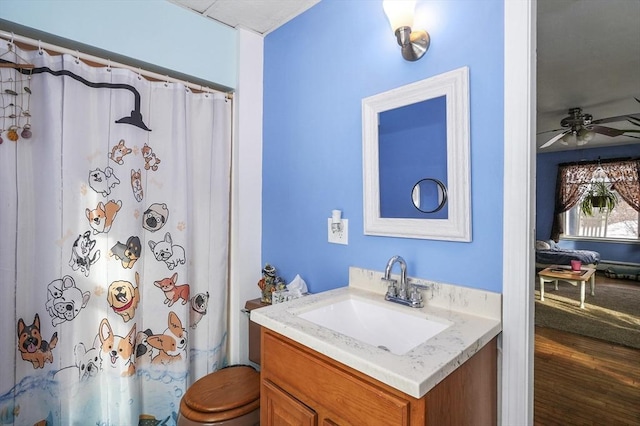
[{"x1": 362, "y1": 66, "x2": 471, "y2": 241}]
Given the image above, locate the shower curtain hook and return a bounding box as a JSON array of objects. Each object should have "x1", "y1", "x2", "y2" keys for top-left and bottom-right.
[
  {"x1": 137, "y1": 68, "x2": 142, "y2": 80},
  {"x1": 107, "y1": 59, "x2": 112, "y2": 72},
  {"x1": 7, "y1": 32, "x2": 15, "y2": 51},
  {"x1": 38, "y1": 40, "x2": 44, "y2": 55},
  {"x1": 74, "y1": 50, "x2": 80, "y2": 64},
  {"x1": 164, "y1": 76, "x2": 170, "y2": 87}
]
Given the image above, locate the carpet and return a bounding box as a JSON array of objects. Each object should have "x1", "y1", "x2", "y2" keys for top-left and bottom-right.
[{"x1": 534, "y1": 276, "x2": 640, "y2": 349}]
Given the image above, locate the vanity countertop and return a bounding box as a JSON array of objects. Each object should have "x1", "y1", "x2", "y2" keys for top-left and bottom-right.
[{"x1": 251, "y1": 267, "x2": 502, "y2": 398}]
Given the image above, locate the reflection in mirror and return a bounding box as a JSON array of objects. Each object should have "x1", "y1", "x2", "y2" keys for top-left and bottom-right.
[
  {"x1": 378, "y1": 95, "x2": 447, "y2": 219},
  {"x1": 411, "y1": 178, "x2": 448, "y2": 214},
  {"x1": 362, "y1": 66, "x2": 471, "y2": 241}
]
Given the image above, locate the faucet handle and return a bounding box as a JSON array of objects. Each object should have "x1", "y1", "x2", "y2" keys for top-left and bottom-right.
[
  {"x1": 407, "y1": 277, "x2": 431, "y2": 290},
  {"x1": 409, "y1": 287, "x2": 423, "y2": 304},
  {"x1": 381, "y1": 277, "x2": 397, "y2": 297}
]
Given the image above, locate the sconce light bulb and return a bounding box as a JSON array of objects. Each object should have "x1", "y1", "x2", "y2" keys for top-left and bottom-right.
[{"x1": 383, "y1": 0, "x2": 416, "y2": 32}]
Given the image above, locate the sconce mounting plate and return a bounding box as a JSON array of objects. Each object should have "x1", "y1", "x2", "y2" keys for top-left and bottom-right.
[{"x1": 395, "y1": 27, "x2": 430, "y2": 61}]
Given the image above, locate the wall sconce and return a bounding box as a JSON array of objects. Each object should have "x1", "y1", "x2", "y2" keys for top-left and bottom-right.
[
  {"x1": 331, "y1": 210, "x2": 343, "y2": 233},
  {"x1": 383, "y1": 0, "x2": 430, "y2": 61}
]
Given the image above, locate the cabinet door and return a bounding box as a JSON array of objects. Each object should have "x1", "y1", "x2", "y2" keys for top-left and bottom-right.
[
  {"x1": 262, "y1": 331, "x2": 411, "y2": 425},
  {"x1": 262, "y1": 379, "x2": 317, "y2": 426}
]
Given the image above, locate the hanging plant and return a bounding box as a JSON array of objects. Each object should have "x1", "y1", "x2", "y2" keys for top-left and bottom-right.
[{"x1": 580, "y1": 180, "x2": 618, "y2": 216}]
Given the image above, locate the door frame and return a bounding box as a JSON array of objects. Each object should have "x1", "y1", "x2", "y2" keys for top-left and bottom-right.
[{"x1": 502, "y1": 1, "x2": 536, "y2": 425}]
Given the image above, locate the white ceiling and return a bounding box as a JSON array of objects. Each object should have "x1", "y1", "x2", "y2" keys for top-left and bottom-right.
[
  {"x1": 537, "y1": 0, "x2": 640, "y2": 152},
  {"x1": 169, "y1": 0, "x2": 640, "y2": 152},
  {"x1": 168, "y1": 0, "x2": 320, "y2": 35}
]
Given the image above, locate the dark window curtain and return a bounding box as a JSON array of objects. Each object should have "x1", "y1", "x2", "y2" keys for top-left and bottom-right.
[
  {"x1": 550, "y1": 163, "x2": 600, "y2": 241},
  {"x1": 551, "y1": 159, "x2": 640, "y2": 242},
  {"x1": 602, "y1": 160, "x2": 640, "y2": 212}
]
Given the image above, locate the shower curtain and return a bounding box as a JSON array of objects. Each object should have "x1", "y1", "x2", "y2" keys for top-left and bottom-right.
[{"x1": 0, "y1": 43, "x2": 231, "y2": 425}]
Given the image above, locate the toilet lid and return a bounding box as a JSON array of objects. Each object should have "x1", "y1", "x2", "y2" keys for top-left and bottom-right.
[{"x1": 181, "y1": 366, "x2": 260, "y2": 422}]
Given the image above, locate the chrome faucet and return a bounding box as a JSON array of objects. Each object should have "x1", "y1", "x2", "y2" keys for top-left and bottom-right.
[
  {"x1": 382, "y1": 255, "x2": 423, "y2": 308},
  {"x1": 383, "y1": 255, "x2": 407, "y2": 298}
]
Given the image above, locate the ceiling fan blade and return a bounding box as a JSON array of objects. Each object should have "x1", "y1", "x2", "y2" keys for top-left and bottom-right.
[
  {"x1": 627, "y1": 116, "x2": 640, "y2": 126},
  {"x1": 592, "y1": 113, "x2": 640, "y2": 125},
  {"x1": 590, "y1": 125, "x2": 626, "y2": 137},
  {"x1": 539, "y1": 131, "x2": 568, "y2": 148},
  {"x1": 536, "y1": 127, "x2": 565, "y2": 135}
]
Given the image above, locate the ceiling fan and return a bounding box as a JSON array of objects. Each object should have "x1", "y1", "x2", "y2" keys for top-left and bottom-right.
[{"x1": 538, "y1": 107, "x2": 639, "y2": 149}]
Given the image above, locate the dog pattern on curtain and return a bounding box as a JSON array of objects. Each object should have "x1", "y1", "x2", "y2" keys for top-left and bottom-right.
[{"x1": 0, "y1": 44, "x2": 230, "y2": 426}]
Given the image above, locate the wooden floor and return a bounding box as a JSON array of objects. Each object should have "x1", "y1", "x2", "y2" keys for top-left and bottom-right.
[{"x1": 534, "y1": 326, "x2": 640, "y2": 425}]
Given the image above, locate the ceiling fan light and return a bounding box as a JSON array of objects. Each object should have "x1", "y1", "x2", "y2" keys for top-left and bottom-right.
[
  {"x1": 575, "y1": 128, "x2": 595, "y2": 145},
  {"x1": 561, "y1": 132, "x2": 576, "y2": 145}
]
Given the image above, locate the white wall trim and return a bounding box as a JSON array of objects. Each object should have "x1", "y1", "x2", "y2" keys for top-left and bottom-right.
[
  {"x1": 502, "y1": 0, "x2": 536, "y2": 424},
  {"x1": 229, "y1": 28, "x2": 264, "y2": 365}
]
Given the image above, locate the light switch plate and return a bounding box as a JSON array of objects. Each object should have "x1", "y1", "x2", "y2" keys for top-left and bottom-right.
[{"x1": 328, "y1": 218, "x2": 348, "y2": 245}]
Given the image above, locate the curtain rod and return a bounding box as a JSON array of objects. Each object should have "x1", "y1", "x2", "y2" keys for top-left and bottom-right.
[
  {"x1": 558, "y1": 156, "x2": 640, "y2": 167},
  {"x1": 0, "y1": 30, "x2": 231, "y2": 98}
]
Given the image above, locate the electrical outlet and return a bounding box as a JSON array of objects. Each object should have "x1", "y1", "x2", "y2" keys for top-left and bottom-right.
[{"x1": 328, "y1": 218, "x2": 348, "y2": 245}]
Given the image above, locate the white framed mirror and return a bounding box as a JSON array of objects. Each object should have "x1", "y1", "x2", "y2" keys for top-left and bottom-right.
[{"x1": 362, "y1": 66, "x2": 471, "y2": 241}]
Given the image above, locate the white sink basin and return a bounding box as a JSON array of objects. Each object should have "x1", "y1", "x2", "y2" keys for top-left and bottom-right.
[{"x1": 297, "y1": 296, "x2": 451, "y2": 355}]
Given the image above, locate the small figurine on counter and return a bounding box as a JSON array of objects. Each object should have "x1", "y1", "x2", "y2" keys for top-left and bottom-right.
[{"x1": 258, "y1": 263, "x2": 286, "y2": 304}]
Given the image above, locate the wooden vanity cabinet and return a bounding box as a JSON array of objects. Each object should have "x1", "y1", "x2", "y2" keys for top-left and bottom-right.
[{"x1": 260, "y1": 329, "x2": 497, "y2": 426}]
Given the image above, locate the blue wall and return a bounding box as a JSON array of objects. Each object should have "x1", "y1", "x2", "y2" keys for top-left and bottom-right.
[
  {"x1": 0, "y1": 0, "x2": 237, "y2": 89},
  {"x1": 537, "y1": 144, "x2": 640, "y2": 263},
  {"x1": 263, "y1": 0, "x2": 504, "y2": 293}
]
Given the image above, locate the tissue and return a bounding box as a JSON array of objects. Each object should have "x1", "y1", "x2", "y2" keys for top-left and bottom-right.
[
  {"x1": 272, "y1": 274, "x2": 308, "y2": 304},
  {"x1": 287, "y1": 274, "x2": 308, "y2": 297}
]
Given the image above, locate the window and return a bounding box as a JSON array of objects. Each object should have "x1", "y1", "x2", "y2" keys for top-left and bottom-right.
[
  {"x1": 551, "y1": 159, "x2": 640, "y2": 242},
  {"x1": 564, "y1": 187, "x2": 640, "y2": 240}
]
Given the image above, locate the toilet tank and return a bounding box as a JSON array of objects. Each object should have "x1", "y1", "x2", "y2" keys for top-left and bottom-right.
[{"x1": 244, "y1": 298, "x2": 267, "y2": 365}]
